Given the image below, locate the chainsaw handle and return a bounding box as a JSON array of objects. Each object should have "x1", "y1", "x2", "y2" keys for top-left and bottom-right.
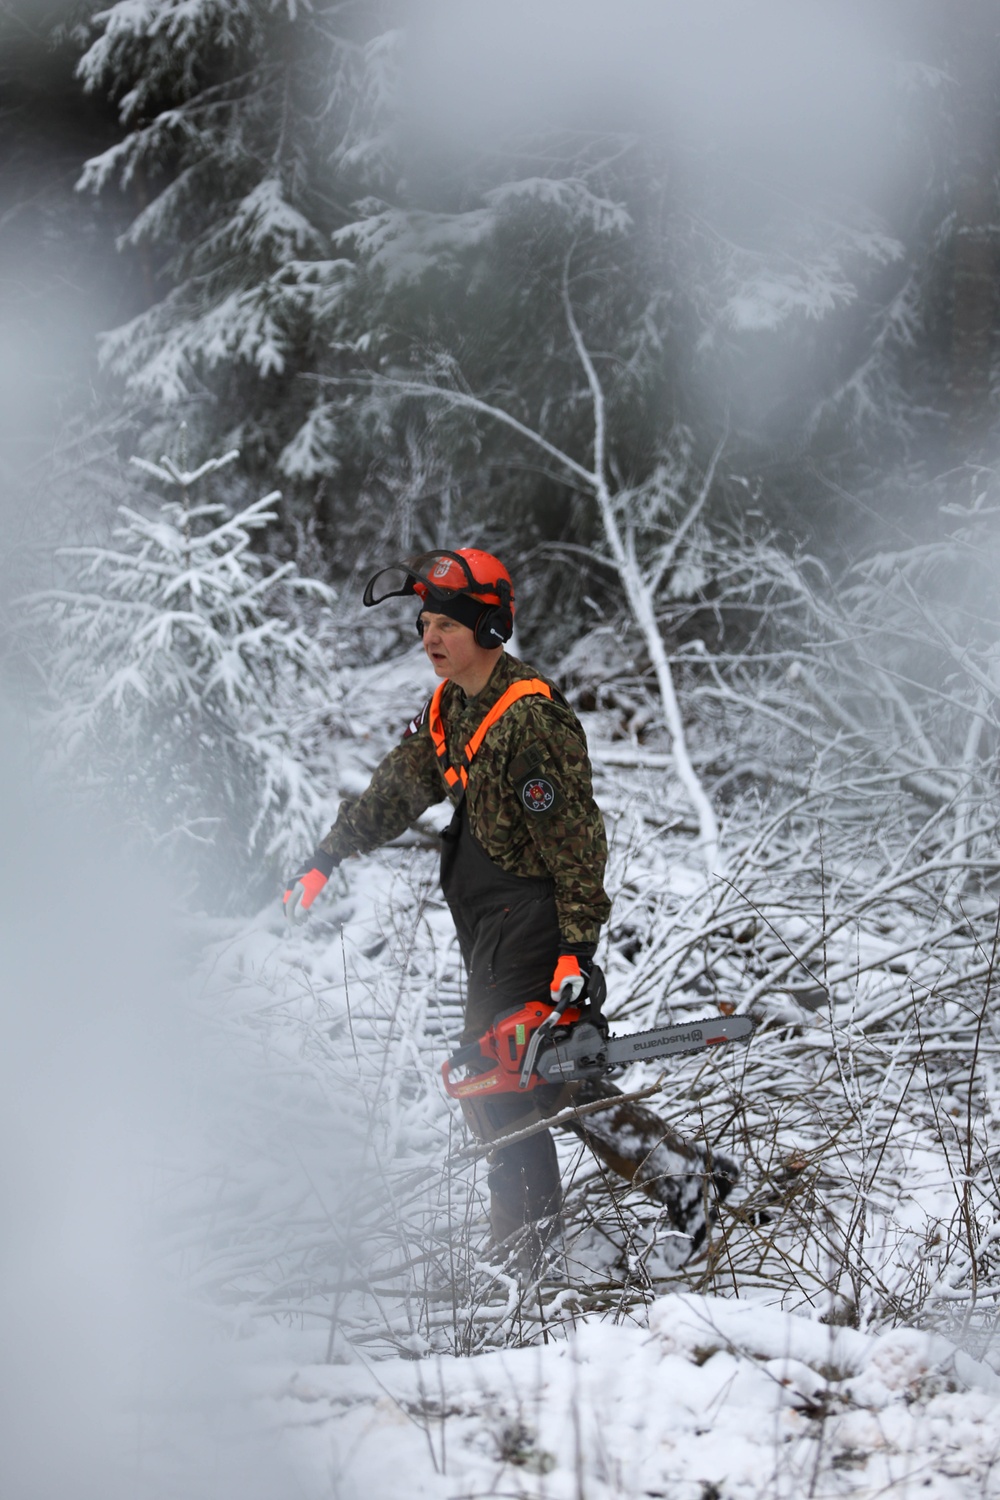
[
  {"x1": 446, "y1": 1039, "x2": 485, "y2": 1072},
  {"x1": 442, "y1": 1054, "x2": 507, "y2": 1100},
  {"x1": 584, "y1": 963, "x2": 607, "y2": 1018},
  {"x1": 518, "y1": 991, "x2": 573, "y2": 1090}
]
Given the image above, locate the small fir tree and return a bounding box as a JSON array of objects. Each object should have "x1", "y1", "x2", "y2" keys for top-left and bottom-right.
[{"x1": 27, "y1": 443, "x2": 337, "y2": 911}]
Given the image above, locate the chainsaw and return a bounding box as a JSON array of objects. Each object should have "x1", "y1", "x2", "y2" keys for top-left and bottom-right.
[{"x1": 441, "y1": 967, "x2": 754, "y2": 1101}]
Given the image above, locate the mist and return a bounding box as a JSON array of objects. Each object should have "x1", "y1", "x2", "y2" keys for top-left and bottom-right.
[
  {"x1": 389, "y1": 0, "x2": 953, "y2": 502},
  {"x1": 0, "y1": 729, "x2": 300, "y2": 1498},
  {"x1": 402, "y1": 2, "x2": 913, "y2": 194}
]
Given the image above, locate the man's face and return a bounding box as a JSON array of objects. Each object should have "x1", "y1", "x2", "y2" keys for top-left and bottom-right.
[{"x1": 419, "y1": 609, "x2": 487, "y2": 683}]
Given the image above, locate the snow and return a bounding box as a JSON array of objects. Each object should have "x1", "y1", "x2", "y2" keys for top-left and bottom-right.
[
  {"x1": 279, "y1": 401, "x2": 340, "y2": 480},
  {"x1": 141, "y1": 823, "x2": 1000, "y2": 1497},
  {"x1": 7, "y1": 737, "x2": 1000, "y2": 1498},
  {"x1": 237, "y1": 1294, "x2": 1000, "y2": 1499},
  {"x1": 19, "y1": 486, "x2": 1000, "y2": 1495}
]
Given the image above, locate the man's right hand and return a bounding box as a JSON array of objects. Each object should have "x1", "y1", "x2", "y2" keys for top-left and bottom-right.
[{"x1": 283, "y1": 849, "x2": 338, "y2": 922}]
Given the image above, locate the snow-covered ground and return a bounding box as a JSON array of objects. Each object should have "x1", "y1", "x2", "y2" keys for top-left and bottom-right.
[
  {"x1": 242, "y1": 1291, "x2": 1000, "y2": 1499},
  {"x1": 8, "y1": 636, "x2": 1000, "y2": 1497},
  {"x1": 170, "y1": 858, "x2": 1000, "y2": 1499}
]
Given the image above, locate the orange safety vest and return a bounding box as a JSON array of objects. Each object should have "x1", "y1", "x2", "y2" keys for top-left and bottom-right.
[{"x1": 429, "y1": 678, "x2": 552, "y2": 793}]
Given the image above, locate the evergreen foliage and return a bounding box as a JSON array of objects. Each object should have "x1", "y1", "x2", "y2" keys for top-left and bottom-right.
[
  {"x1": 24, "y1": 443, "x2": 337, "y2": 910},
  {"x1": 74, "y1": 0, "x2": 396, "y2": 541}
]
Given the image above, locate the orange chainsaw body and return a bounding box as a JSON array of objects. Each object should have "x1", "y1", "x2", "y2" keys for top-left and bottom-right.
[{"x1": 441, "y1": 999, "x2": 583, "y2": 1099}]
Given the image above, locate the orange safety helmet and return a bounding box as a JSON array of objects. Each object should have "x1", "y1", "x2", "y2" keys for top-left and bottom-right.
[{"x1": 363, "y1": 548, "x2": 515, "y2": 647}]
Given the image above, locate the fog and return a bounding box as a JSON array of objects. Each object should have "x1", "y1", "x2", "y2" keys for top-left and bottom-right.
[
  {"x1": 0, "y1": 732, "x2": 297, "y2": 1498},
  {"x1": 395, "y1": 0, "x2": 943, "y2": 466},
  {"x1": 402, "y1": 0, "x2": 915, "y2": 199}
]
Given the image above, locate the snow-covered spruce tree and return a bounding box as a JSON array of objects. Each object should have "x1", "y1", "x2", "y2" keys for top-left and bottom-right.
[
  {"x1": 73, "y1": 0, "x2": 400, "y2": 544},
  {"x1": 26, "y1": 445, "x2": 336, "y2": 911}
]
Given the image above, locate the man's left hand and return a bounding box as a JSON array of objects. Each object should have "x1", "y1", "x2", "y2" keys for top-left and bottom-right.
[{"x1": 550, "y1": 953, "x2": 589, "y2": 1005}]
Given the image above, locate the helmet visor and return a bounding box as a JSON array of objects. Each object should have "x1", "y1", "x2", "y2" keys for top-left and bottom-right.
[
  {"x1": 362, "y1": 551, "x2": 482, "y2": 608},
  {"x1": 362, "y1": 560, "x2": 419, "y2": 607}
]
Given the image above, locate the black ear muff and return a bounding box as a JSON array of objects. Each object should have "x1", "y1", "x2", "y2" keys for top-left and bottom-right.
[
  {"x1": 415, "y1": 615, "x2": 426, "y2": 637},
  {"x1": 473, "y1": 606, "x2": 512, "y2": 647},
  {"x1": 473, "y1": 578, "x2": 514, "y2": 647}
]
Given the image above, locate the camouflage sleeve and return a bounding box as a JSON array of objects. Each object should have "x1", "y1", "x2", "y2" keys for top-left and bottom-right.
[
  {"x1": 505, "y1": 696, "x2": 611, "y2": 947},
  {"x1": 318, "y1": 713, "x2": 446, "y2": 861}
]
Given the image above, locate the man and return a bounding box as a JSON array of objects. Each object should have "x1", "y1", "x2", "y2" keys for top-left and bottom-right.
[
  {"x1": 285, "y1": 549, "x2": 608, "y2": 1261},
  {"x1": 285, "y1": 549, "x2": 736, "y2": 1269}
]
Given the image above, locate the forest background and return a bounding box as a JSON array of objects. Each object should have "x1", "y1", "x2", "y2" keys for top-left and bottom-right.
[
  {"x1": 7, "y1": 0, "x2": 1000, "y2": 898},
  {"x1": 5, "y1": 1, "x2": 1000, "y2": 1490}
]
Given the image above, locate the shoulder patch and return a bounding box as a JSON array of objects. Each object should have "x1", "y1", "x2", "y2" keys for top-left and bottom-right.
[
  {"x1": 509, "y1": 743, "x2": 545, "y2": 782},
  {"x1": 401, "y1": 697, "x2": 431, "y2": 740},
  {"x1": 517, "y1": 774, "x2": 559, "y2": 815}
]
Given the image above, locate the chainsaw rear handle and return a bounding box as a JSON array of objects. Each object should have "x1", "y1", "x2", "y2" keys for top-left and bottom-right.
[
  {"x1": 444, "y1": 1039, "x2": 486, "y2": 1073},
  {"x1": 440, "y1": 1036, "x2": 496, "y2": 1099}
]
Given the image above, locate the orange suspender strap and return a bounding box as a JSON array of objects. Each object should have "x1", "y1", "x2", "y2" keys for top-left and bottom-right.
[
  {"x1": 429, "y1": 678, "x2": 552, "y2": 792},
  {"x1": 464, "y1": 679, "x2": 552, "y2": 761},
  {"x1": 429, "y1": 682, "x2": 461, "y2": 789}
]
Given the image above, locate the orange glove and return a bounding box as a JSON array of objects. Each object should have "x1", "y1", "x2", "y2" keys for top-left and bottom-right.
[
  {"x1": 283, "y1": 850, "x2": 338, "y2": 922},
  {"x1": 550, "y1": 953, "x2": 589, "y2": 1004}
]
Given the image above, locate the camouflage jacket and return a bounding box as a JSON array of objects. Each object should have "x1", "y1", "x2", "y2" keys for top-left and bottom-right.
[{"x1": 319, "y1": 652, "x2": 610, "y2": 945}]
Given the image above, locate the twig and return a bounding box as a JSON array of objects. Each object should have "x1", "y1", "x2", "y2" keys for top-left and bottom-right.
[{"x1": 449, "y1": 1078, "x2": 667, "y2": 1161}]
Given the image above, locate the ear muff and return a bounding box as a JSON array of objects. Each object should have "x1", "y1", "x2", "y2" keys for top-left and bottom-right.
[{"x1": 472, "y1": 578, "x2": 514, "y2": 647}]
